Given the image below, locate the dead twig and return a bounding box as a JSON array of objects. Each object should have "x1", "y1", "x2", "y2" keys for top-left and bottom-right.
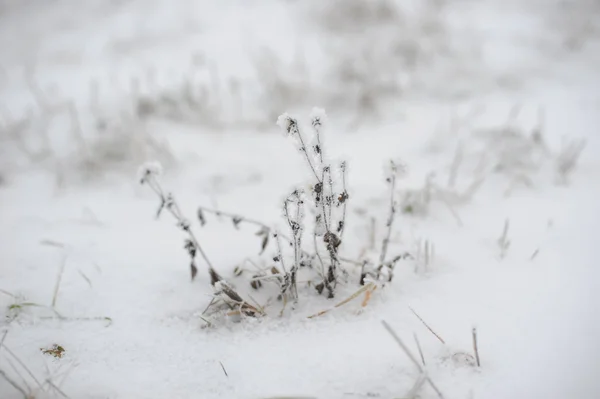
[
  {"x1": 413, "y1": 333, "x2": 426, "y2": 366},
  {"x1": 219, "y1": 361, "x2": 229, "y2": 377},
  {"x1": 409, "y1": 307, "x2": 445, "y2": 344},
  {"x1": 381, "y1": 320, "x2": 444, "y2": 399}
]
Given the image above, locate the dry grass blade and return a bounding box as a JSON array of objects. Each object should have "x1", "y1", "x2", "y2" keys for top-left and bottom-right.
[
  {"x1": 0, "y1": 330, "x2": 7, "y2": 347},
  {"x1": 382, "y1": 321, "x2": 422, "y2": 369},
  {"x1": 0, "y1": 368, "x2": 28, "y2": 397},
  {"x1": 334, "y1": 283, "x2": 374, "y2": 309},
  {"x1": 1, "y1": 344, "x2": 44, "y2": 390},
  {"x1": 46, "y1": 379, "x2": 70, "y2": 398},
  {"x1": 472, "y1": 327, "x2": 481, "y2": 367},
  {"x1": 361, "y1": 284, "x2": 377, "y2": 307},
  {"x1": 52, "y1": 255, "x2": 67, "y2": 308},
  {"x1": 6, "y1": 357, "x2": 32, "y2": 393},
  {"x1": 78, "y1": 270, "x2": 93, "y2": 288},
  {"x1": 219, "y1": 361, "x2": 229, "y2": 377},
  {"x1": 413, "y1": 333, "x2": 426, "y2": 366},
  {"x1": 409, "y1": 307, "x2": 445, "y2": 344},
  {"x1": 0, "y1": 289, "x2": 16, "y2": 298},
  {"x1": 307, "y1": 283, "x2": 374, "y2": 319},
  {"x1": 381, "y1": 320, "x2": 445, "y2": 399}
]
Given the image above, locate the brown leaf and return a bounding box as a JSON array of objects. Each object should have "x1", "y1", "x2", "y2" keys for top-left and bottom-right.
[
  {"x1": 259, "y1": 233, "x2": 269, "y2": 255},
  {"x1": 190, "y1": 262, "x2": 198, "y2": 281}
]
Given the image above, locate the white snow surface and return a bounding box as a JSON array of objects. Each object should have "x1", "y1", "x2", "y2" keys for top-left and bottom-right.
[{"x1": 1, "y1": 0, "x2": 599, "y2": 398}]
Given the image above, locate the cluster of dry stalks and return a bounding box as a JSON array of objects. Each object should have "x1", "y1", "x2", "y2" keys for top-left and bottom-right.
[{"x1": 139, "y1": 108, "x2": 416, "y2": 322}]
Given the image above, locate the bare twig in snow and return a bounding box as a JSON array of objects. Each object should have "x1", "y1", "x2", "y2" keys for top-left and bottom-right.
[
  {"x1": 409, "y1": 307, "x2": 445, "y2": 344},
  {"x1": 414, "y1": 333, "x2": 426, "y2": 366},
  {"x1": 472, "y1": 327, "x2": 481, "y2": 367},
  {"x1": 381, "y1": 320, "x2": 444, "y2": 399},
  {"x1": 52, "y1": 255, "x2": 67, "y2": 309},
  {"x1": 498, "y1": 218, "x2": 511, "y2": 259},
  {"x1": 219, "y1": 361, "x2": 229, "y2": 377}
]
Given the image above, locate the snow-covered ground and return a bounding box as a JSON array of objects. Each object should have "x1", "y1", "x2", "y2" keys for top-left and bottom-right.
[{"x1": 1, "y1": 0, "x2": 599, "y2": 398}]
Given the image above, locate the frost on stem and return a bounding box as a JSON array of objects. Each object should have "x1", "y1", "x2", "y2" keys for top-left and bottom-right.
[
  {"x1": 138, "y1": 161, "x2": 163, "y2": 183},
  {"x1": 139, "y1": 164, "x2": 221, "y2": 283},
  {"x1": 138, "y1": 162, "x2": 259, "y2": 317},
  {"x1": 282, "y1": 190, "x2": 305, "y2": 302},
  {"x1": 277, "y1": 109, "x2": 349, "y2": 298},
  {"x1": 360, "y1": 159, "x2": 408, "y2": 285}
]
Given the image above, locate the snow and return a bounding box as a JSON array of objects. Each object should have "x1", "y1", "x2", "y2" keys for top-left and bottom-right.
[{"x1": 1, "y1": 0, "x2": 599, "y2": 398}]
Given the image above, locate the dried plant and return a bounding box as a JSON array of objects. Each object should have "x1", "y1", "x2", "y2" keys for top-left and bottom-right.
[
  {"x1": 277, "y1": 109, "x2": 348, "y2": 298},
  {"x1": 139, "y1": 107, "x2": 417, "y2": 319},
  {"x1": 138, "y1": 162, "x2": 261, "y2": 318}
]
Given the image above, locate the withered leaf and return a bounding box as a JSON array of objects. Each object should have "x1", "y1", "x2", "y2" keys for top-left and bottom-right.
[
  {"x1": 259, "y1": 233, "x2": 269, "y2": 255},
  {"x1": 184, "y1": 239, "x2": 196, "y2": 258},
  {"x1": 337, "y1": 191, "x2": 349, "y2": 204},
  {"x1": 156, "y1": 199, "x2": 166, "y2": 218},
  {"x1": 197, "y1": 209, "x2": 206, "y2": 226},
  {"x1": 250, "y1": 277, "x2": 262, "y2": 290},
  {"x1": 209, "y1": 268, "x2": 222, "y2": 286},
  {"x1": 190, "y1": 262, "x2": 198, "y2": 281}
]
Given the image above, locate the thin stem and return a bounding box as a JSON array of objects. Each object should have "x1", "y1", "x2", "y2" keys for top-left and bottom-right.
[
  {"x1": 52, "y1": 254, "x2": 67, "y2": 308},
  {"x1": 0, "y1": 368, "x2": 28, "y2": 397},
  {"x1": 146, "y1": 175, "x2": 220, "y2": 280},
  {"x1": 472, "y1": 327, "x2": 481, "y2": 367},
  {"x1": 379, "y1": 168, "x2": 397, "y2": 266},
  {"x1": 382, "y1": 321, "x2": 445, "y2": 399},
  {"x1": 409, "y1": 307, "x2": 445, "y2": 344},
  {"x1": 6, "y1": 358, "x2": 31, "y2": 394},
  {"x1": 274, "y1": 232, "x2": 287, "y2": 273},
  {"x1": 2, "y1": 344, "x2": 43, "y2": 390},
  {"x1": 414, "y1": 333, "x2": 426, "y2": 366},
  {"x1": 338, "y1": 162, "x2": 348, "y2": 239},
  {"x1": 197, "y1": 206, "x2": 270, "y2": 230},
  {"x1": 313, "y1": 119, "x2": 324, "y2": 165},
  {"x1": 296, "y1": 128, "x2": 321, "y2": 183},
  {"x1": 313, "y1": 231, "x2": 326, "y2": 279}
]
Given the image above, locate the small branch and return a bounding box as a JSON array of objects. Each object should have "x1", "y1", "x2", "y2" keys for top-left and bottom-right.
[{"x1": 409, "y1": 307, "x2": 445, "y2": 344}]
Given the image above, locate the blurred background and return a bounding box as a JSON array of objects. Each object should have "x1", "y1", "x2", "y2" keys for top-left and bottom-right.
[{"x1": 0, "y1": 0, "x2": 598, "y2": 185}]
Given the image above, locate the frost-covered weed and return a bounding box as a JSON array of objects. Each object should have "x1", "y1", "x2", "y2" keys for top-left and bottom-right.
[{"x1": 139, "y1": 108, "x2": 415, "y2": 321}]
